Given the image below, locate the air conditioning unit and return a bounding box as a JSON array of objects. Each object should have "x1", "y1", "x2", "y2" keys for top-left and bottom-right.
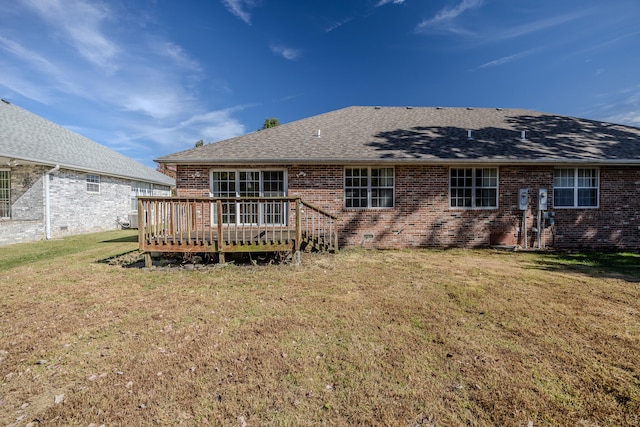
[{"x1": 128, "y1": 213, "x2": 139, "y2": 229}]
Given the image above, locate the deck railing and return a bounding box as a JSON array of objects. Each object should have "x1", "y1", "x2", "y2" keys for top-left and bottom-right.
[{"x1": 137, "y1": 196, "x2": 337, "y2": 265}]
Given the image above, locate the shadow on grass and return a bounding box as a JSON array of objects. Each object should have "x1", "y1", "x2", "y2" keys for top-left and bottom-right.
[
  {"x1": 101, "y1": 234, "x2": 139, "y2": 243},
  {"x1": 529, "y1": 252, "x2": 640, "y2": 282}
]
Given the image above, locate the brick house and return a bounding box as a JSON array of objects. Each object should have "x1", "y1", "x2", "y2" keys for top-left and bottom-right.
[
  {"x1": 0, "y1": 100, "x2": 174, "y2": 246},
  {"x1": 155, "y1": 106, "x2": 640, "y2": 250}
]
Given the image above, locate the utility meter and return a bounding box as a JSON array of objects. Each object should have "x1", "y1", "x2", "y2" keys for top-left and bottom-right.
[
  {"x1": 538, "y1": 188, "x2": 548, "y2": 211},
  {"x1": 518, "y1": 189, "x2": 529, "y2": 210}
]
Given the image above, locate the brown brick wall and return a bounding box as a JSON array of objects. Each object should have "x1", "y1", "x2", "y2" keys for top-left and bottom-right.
[{"x1": 174, "y1": 164, "x2": 640, "y2": 250}]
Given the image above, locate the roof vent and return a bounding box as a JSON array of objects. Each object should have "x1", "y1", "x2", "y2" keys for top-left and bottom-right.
[
  {"x1": 467, "y1": 129, "x2": 474, "y2": 140},
  {"x1": 520, "y1": 130, "x2": 527, "y2": 141},
  {"x1": 1, "y1": 99, "x2": 10, "y2": 104},
  {"x1": 466, "y1": 107, "x2": 474, "y2": 110},
  {"x1": 436, "y1": 106, "x2": 443, "y2": 110},
  {"x1": 374, "y1": 106, "x2": 381, "y2": 109},
  {"x1": 315, "y1": 129, "x2": 321, "y2": 138},
  {"x1": 406, "y1": 106, "x2": 413, "y2": 109}
]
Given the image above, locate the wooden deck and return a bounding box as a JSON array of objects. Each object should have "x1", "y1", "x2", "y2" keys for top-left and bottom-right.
[{"x1": 138, "y1": 197, "x2": 337, "y2": 266}]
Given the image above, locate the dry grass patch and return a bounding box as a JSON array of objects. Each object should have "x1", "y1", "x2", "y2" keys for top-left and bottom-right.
[{"x1": 0, "y1": 231, "x2": 639, "y2": 426}]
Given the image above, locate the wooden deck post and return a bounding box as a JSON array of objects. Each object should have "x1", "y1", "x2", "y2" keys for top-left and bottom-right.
[
  {"x1": 294, "y1": 198, "x2": 302, "y2": 265},
  {"x1": 216, "y1": 199, "x2": 225, "y2": 263},
  {"x1": 144, "y1": 252, "x2": 152, "y2": 268},
  {"x1": 137, "y1": 198, "x2": 144, "y2": 242},
  {"x1": 138, "y1": 199, "x2": 152, "y2": 267}
]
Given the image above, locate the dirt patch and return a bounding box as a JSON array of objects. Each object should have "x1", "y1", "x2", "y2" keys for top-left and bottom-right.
[{"x1": 102, "y1": 250, "x2": 292, "y2": 270}]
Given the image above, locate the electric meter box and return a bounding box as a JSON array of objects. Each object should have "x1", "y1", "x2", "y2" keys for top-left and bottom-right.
[
  {"x1": 518, "y1": 189, "x2": 529, "y2": 210},
  {"x1": 538, "y1": 188, "x2": 548, "y2": 211}
]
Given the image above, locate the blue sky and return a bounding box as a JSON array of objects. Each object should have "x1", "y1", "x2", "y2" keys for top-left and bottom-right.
[{"x1": 1, "y1": 0, "x2": 639, "y2": 168}]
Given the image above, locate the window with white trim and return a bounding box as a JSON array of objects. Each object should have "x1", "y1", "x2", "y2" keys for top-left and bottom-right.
[
  {"x1": 345, "y1": 167, "x2": 394, "y2": 208},
  {"x1": 210, "y1": 170, "x2": 286, "y2": 225},
  {"x1": 0, "y1": 169, "x2": 10, "y2": 219},
  {"x1": 553, "y1": 168, "x2": 599, "y2": 208},
  {"x1": 87, "y1": 174, "x2": 100, "y2": 193},
  {"x1": 450, "y1": 167, "x2": 498, "y2": 208},
  {"x1": 131, "y1": 181, "x2": 153, "y2": 210}
]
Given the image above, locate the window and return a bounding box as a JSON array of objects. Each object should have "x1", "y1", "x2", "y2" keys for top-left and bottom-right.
[
  {"x1": 450, "y1": 167, "x2": 498, "y2": 208},
  {"x1": 211, "y1": 170, "x2": 286, "y2": 225},
  {"x1": 263, "y1": 171, "x2": 286, "y2": 224},
  {"x1": 345, "y1": 167, "x2": 394, "y2": 208},
  {"x1": 131, "y1": 181, "x2": 153, "y2": 210},
  {"x1": 87, "y1": 174, "x2": 100, "y2": 193},
  {"x1": 553, "y1": 168, "x2": 599, "y2": 208},
  {"x1": 0, "y1": 169, "x2": 9, "y2": 219}
]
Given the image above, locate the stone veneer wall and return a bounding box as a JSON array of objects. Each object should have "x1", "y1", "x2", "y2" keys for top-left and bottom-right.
[{"x1": 174, "y1": 164, "x2": 640, "y2": 250}]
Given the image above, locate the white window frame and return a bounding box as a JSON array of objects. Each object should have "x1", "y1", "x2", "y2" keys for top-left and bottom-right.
[
  {"x1": 553, "y1": 167, "x2": 599, "y2": 208},
  {"x1": 131, "y1": 181, "x2": 153, "y2": 211},
  {"x1": 0, "y1": 169, "x2": 10, "y2": 219},
  {"x1": 344, "y1": 166, "x2": 395, "y2": 209},
  {"x1": 87, "y1": 174, "x2": 100, "y2": 193},
  {"x1": 210, "y1": 169, "x2": 288, "y2": 225},
  {"x1": 449, "y1": 167, "x2": 499, "y2": 209}
]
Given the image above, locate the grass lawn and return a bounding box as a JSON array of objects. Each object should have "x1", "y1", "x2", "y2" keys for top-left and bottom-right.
[{"x1": 0, "y1": 230, "x2": 639, "y2": 426}]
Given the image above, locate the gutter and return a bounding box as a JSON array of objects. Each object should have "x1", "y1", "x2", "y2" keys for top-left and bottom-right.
[
  {"x1": 154, "y1": 157, "x2": 640, "y2": 167},
  {"x1": 0, "y1": 154, "x2": 173, "y2": 186},
  {"x1": 44, "y1": 164, "x2": 60, "y2": 240}
]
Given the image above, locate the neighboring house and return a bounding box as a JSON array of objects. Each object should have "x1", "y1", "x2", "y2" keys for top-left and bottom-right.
[
  {"x1": 155, "y1": 106, "x2": 640, "y2": 250},
  {"x1": 0, "y1": 100, "x2": 174, "y2": 246}
]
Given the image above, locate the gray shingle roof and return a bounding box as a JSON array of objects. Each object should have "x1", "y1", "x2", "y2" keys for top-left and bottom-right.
[
  {"x1": 0, "y1": 100, "x2": 174, "y2": 186},
  {"x1": 156, "y1": 106, "x2": 640, "y2": 166}
]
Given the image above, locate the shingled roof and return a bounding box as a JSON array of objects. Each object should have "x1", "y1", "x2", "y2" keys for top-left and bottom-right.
[
  {"x1": 0, "y1": 100, "x2": 174, "y2": 186},
  {"x1": 157, "y1": 106, "x2": 640, "y2": 166}
]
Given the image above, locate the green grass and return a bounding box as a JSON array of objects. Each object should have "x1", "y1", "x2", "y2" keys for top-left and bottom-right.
[
  {"x1": 534, "y1": 251, "x2": 640, "y2": 280},
  {"x1": 0, "y1": 230, "x2": 138, "y2": 272},
  {"x1": 0, "y1": 233, "x2": 639, "y2": 426}
]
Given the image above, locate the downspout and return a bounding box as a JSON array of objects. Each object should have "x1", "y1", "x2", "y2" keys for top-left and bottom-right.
[{"x1": 44, "y1": 165, "x2": 60, "y2": 239}]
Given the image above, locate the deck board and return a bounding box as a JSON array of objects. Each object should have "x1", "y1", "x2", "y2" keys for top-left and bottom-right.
[{"x1": 141, "y1": 228, "x2": 297, "y2": 253}]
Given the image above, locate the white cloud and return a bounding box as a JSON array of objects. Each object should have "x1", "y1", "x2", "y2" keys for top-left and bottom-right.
[
  {"x1": 476, "y1": 48, "x2": 539, "y2": 69},
  {"x1": 0, "y1": 0, "x2": 251, "y2": 167},
  {"x1": 376, "y1": 0, "x2": 405, "y2": 7},
  {"x1": 270, "y1": 44, "x2": 302, "y2": 61},
  {"x1": 221, "y1": 0, "x2": 257, "y2": 25},
  {"x1": 606, "y1": 111, "x2": 640, "y2": 127},
  {"x1": 21, "y1": 0, "x2": 119, "y2": 70},
  {"x1": 604, "y1": 85, "x2": 640, "y2": 126},
  {"x1": 416, "y1": 0, "x2": 484, "y2": 33},
  {"x1": 153, "y1": 41, "x2": 203, "y2": 72},
  {"x1": 0, "y1": 65, "x2": 52, "y2": 104},
  {"x1": 325, "y1": 17, "x2": 353, "y2": 33},
  {"x1": 583, "y1": 84, "x2": 640, "y2": 128},
  {"x1": 112, "y1": 107, "x2": 247, "y2": 152},
  {"x1": 120, "y1": 92, "x2": 185, "y2": 120},
  {"x1": 0, "y1": 35, "x2": 55, "y2": 71},
  {"x1": 487, "y1": 11, "x2": 591, "y2": 43},
  {"x1": 0, "y1": 36, "x2": 92, "y2": 100}
]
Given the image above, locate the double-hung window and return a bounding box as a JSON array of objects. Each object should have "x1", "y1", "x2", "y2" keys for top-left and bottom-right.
[
  {"x1": 450, "y1": 167, "x2": 498, "y2": 208},
  {"x1": 87, "y1": 174, "x2": 100, "y2": 193},
  {"x1": 553, "y1": 168, "x2": 599, "y2": 208},
  {"x1": 0, "y1": 169, "x2": 10, "y2": 219},
  {"x1": 345, "y1": 167, "x2": 394, "y2": 208}
]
